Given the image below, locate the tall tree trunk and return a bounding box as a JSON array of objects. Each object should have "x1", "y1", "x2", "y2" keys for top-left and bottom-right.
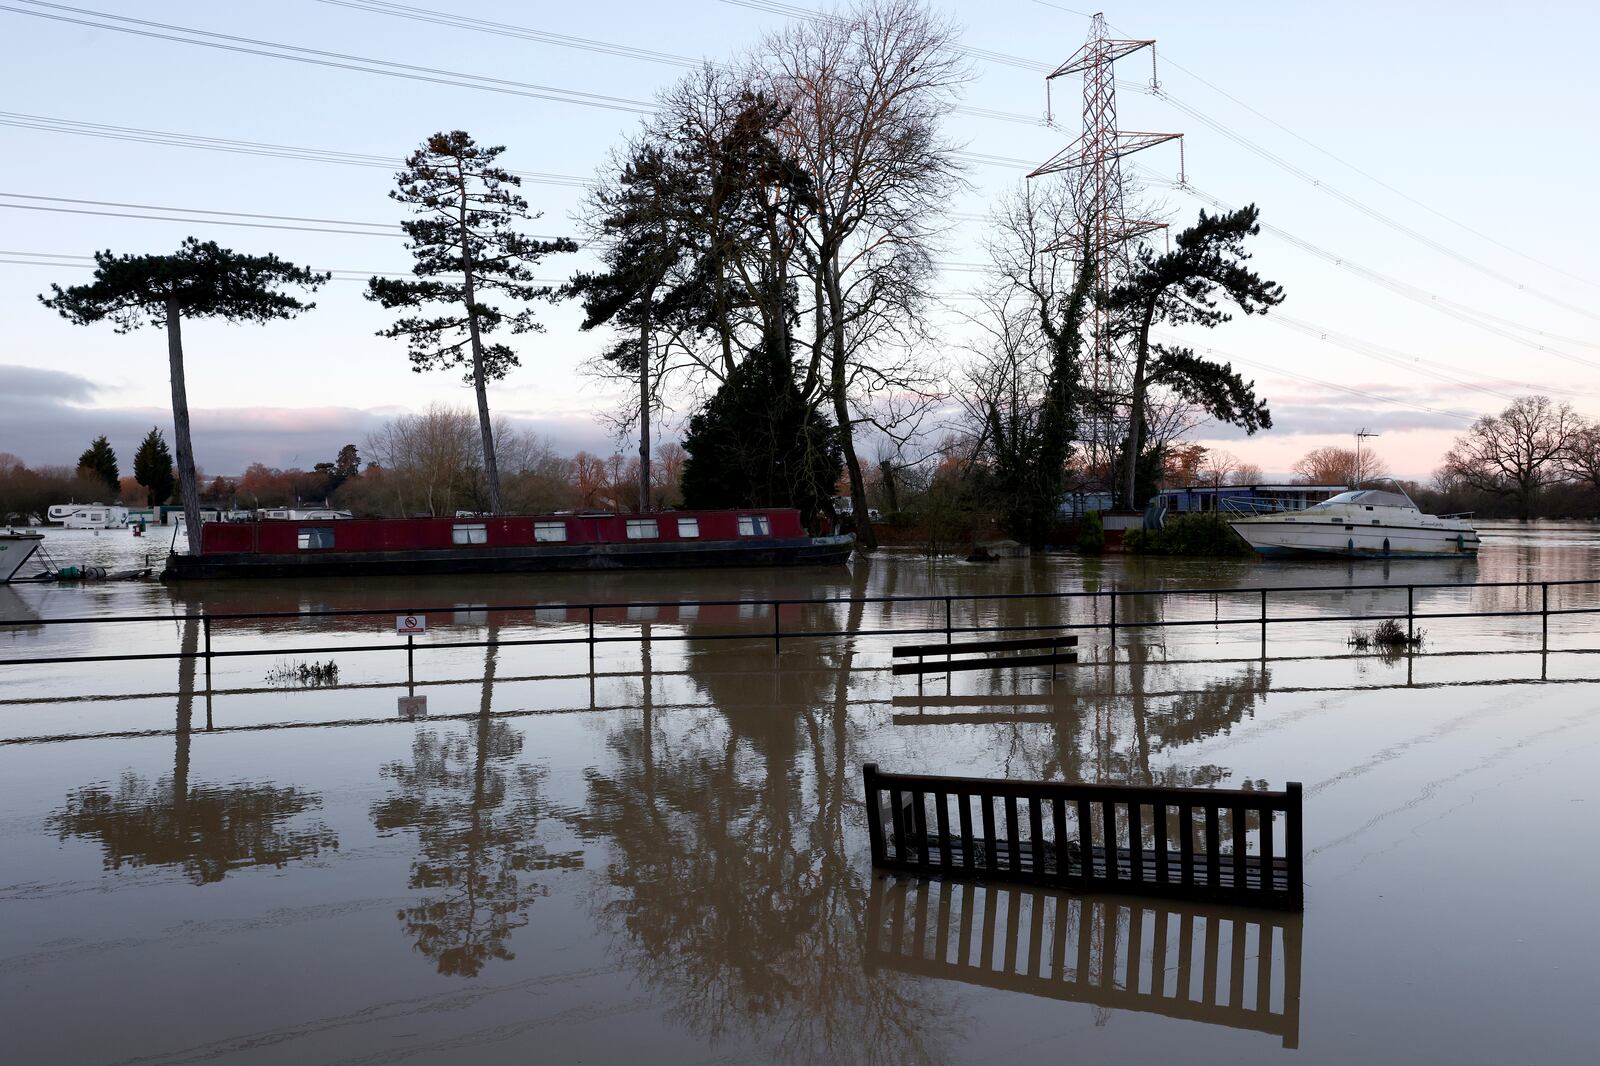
[
  {"x1": 1122, "y1": 311, "x2": 1156, "y2": 510},
  {"x1": 165, "y1": 297, "x2": 203, "y2": 550},
  {"x1": 823, "y1": 257, "x2": 875, "y2": 548},
  {"x1": 638, "y1": 298, "x2": 652, "y2": 513},
  {"x1": 455, "y1": 166, "x2": 503, "y2": 517}
]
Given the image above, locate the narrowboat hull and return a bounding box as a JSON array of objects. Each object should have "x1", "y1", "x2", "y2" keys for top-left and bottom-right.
[{"x1": 162, "y1": 534, "x2": 855, "y2": 580}]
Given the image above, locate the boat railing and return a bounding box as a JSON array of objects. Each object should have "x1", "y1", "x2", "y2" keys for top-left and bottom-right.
[{"x1": 1218, "y1": 497, "x2": 1318, "y2": 517}]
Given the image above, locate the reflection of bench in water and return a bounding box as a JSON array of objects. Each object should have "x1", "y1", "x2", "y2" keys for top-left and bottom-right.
[
  {"x1": 866, "y1": 876, "x2": 1303, "y2": 1048},
  {"x1": 891, "y1": 635, "x2": 1079, "y2": 677},
  {"x1": 864, "y1": 765, "x2": 1303, "y2": 911}
]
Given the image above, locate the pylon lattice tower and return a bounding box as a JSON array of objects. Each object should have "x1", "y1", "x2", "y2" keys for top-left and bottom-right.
[{"x1": 1029, "y1": 12, "x2": 1182, "y2": 482}]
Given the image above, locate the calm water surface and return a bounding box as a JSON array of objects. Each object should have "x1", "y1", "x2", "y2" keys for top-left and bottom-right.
[{"x1": 2, "y1": 523, "x2": 1598, "y2": 1063}]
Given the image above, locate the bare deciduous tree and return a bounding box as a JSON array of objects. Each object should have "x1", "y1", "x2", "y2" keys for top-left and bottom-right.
[
  {"x1": 1291, "y1": 445, "x2": 1388, "y2": 488},
  {"x1": 1441, "y1": 394, "x2": 1582, "y2": 520},
  {"x1": 762, "y1": 0, "x2": 969, "y2": 547}
]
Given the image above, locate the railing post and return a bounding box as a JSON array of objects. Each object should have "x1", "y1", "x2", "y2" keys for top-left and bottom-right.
[
  {"x1": 944, "y1": 596, "x2": 952, "y2": 645},
  {"x1": 1406, "y1": 585, "x2": 1414, "y2": 643},
  {"x1": 773, "y1": 599, "x2": 781, "y2": 655},
  {"x1": 406, "y1": 632, "x2": 415, "y2": 690},
  {"x1": 588, "y1": 604, "x2": 596, "y2": 673},
  {"x1": 1259, "y1": 588, "x2": 1268, "y2": 659},
  {"x1": 202, "y1": 614, "x2": 212, "y2": 693},
  {"x1": 1108, "y1": 588, "x2": 1117, "y2": 655},
  {"x1": 1541, "y1": 582, "x2": 1549, "y2": 654}
]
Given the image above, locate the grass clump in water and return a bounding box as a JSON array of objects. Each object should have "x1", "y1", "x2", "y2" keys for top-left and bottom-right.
[
  {"x1": 266, "y1": 659, "x2": 340, "y2": 688},
  {"x1": 1349, "y1": 619, "x2": 1424, "y2": 659}
]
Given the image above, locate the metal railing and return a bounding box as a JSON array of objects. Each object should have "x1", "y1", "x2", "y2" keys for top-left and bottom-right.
[{"x1": 2, "y1": 578, "x2": 1597, "y2": 678}]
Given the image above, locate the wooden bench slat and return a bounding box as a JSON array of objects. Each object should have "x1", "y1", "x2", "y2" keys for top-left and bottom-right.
[
  {"x1": 891, "y1": 635, "x2": 1079, "y2": 658},
  {"x1": 891, "y1": 650, "x2": 1079, "y2": 675}
]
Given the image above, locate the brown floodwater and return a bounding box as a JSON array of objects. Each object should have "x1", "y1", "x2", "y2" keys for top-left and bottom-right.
[{"x1": 3, "y1": 523, "x2": 1599, "y2": 1063}]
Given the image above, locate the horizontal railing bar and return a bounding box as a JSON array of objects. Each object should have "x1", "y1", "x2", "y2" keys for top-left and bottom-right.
[{"x1": 4, "y1": 576, "x2": 1599, "y2": 629}]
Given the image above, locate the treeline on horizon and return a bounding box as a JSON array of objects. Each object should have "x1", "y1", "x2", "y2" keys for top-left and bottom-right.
[
  {"x1": 8, "y1": 394, "x2": 1600, "y2": 530},
  {"x1": 17, "y1": 1, "x2": 1600, "y2": 545}
]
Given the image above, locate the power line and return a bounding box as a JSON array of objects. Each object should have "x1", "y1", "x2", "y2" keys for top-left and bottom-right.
[
  {"x1": 1136, "y1": 167, "x2": 1600, "y2": 362},
  {"x1": 1, "y1": 1, "x2": 654, "y2": 113},
  {"x1": 0, "y1": 112, "x2": 597, "y2": 188},
  {"x1": 0, "y1": 192, "x2": 569, "y2": 242},
  {"x1": 0, "y1": 250, "x2": 566, "y2": 285}
]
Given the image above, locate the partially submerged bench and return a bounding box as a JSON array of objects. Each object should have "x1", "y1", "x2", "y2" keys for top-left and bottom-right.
[
  {"x1": 863, "y1": 764, "x2": 1303, "y2": 911},
  {"x1": 891, "y1": 635, "x2": 1078, "y2": 677}
]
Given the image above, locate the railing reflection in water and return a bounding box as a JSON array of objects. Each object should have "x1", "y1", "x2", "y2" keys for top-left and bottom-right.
[{"x1": 866, "y1": 875, "x2": 1303, "y2": 1049}]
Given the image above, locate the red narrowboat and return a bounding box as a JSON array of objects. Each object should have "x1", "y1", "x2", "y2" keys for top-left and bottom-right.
[{"x1": 161, "y1": 509, "x2": 853, "y2": 580}]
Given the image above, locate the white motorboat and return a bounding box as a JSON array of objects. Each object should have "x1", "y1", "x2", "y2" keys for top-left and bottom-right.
[
  {"x1": 1226, "y1": 485, "x2": 1479, "y2": 559},
  {"x1": 1, "y1": 530, "x2": 45, "y2": 582}
]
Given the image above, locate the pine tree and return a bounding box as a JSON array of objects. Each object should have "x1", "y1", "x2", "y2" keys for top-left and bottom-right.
[
  {"x1": 133, "y1": 426, "x2": 176, "y2": 505},
  {"x1": 77, "y1": 435, "x2": 120, "y2": 498},
  {"x1": 369, "y1": 131, "x2": 578, "y2": 515},
  {"x1": 41, "y1": 238, "x2": 327, "y2": 539},
  {"x1": 1107, "y1": 206, "x2": 1284, "y2": 508}
]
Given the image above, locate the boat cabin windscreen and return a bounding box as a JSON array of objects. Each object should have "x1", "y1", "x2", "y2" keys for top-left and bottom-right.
[{"x1": 1309, "y1": 489, "x2": 1414, "y2": 510}]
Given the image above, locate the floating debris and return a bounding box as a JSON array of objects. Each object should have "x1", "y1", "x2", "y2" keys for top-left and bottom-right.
[{"x1": 1349, "y1": 618, "x2": 1424, "y2": 657}]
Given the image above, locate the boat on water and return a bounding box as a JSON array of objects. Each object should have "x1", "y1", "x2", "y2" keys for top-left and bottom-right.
[
  {"x1": 1, "y1": 530, "x2": 45, "y2": 582},
  {"x1": 1226, "y1": 485, "x2": 1479, "y2": 559},
  {"x1": 162, "y1": 508, "x2": 854, "y2": 580}
]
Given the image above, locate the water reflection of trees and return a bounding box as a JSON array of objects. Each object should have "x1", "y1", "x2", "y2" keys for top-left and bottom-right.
[
  {"x1": 49, "y1": 617, "x2": 337, "y2": 884},
  {"x1": 371, "y1": 627, "x2": 582, "y2": 976},
  {"x1": 567, "y1": 567, "x2": 959, "y2": 1065}
]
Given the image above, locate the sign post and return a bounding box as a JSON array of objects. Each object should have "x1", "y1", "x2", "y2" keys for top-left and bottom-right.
[{"x1": 395, "y1": 615, "x2": 426, "y2": 697}]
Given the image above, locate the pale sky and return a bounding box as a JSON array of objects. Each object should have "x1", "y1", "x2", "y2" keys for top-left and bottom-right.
[{"x1": 2, "y1": 0, "x2": 1596, "y2": 479}]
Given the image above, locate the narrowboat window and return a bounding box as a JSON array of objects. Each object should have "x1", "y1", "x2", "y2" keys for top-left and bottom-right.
[
  {"x1": 626, "y1": 518, "x2": 659, "y2": 540},
  {"x1": 452, "y1": 522, "x2": 488, "y2": 545},
  {"x1": 534, "y1": 521, "x2": 568, "y2": 543},
  {"x1": 677, "y1": 517, "x2": 700, "y2": 538},
  {"x1": 297, "y1": 527, "x2": 335, "y2": 550},
  {"x1": 738, "y1": 515, "x2": 771, "y2": 536}
]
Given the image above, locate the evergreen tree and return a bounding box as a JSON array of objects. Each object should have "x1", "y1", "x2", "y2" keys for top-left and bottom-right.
[
  {"x1": 133, "y1": 427, "x2": 176, "y2": 505},
  {"x1": 76, "y1": 435, "x2": 120, "y2": 498},
  {"x1": 1107, "y1": 206, "x2": 1284, "y2": 508},
  {"x1": 369, "y1": 130, "x2": 578, "y2": 515},
  {"x1": 569, "y1": 143, "x2": 686, "y2": 512},
  {"x1": 681, "y1": 337, "x2": 841, "y2": 526},
  {"x1": 334, "y1": 444, "x2": 361, "y2": 480},
  {"x1": 41, "y1": 238, "x2": 327, "y2": 539}
]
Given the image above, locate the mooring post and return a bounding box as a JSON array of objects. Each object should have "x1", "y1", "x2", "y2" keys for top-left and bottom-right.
[{"x1": 202, "y1": 614, "x2": 212, "y2": 693}]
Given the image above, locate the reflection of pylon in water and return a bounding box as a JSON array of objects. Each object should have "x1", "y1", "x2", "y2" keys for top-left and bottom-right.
[{"x1": 1029, "y1": 12, "x2": 1183, "y2": 474}]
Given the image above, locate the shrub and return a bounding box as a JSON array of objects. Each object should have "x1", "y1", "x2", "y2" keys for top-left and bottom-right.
[
  {"x1": 1076, "y1": 510, "x2": 1105, "y2": 554},
  {"x1": 1123, "y1": 512, "x2": 1252, "y2": 558}
]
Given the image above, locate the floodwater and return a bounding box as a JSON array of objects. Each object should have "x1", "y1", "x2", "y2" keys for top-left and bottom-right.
[{"x1": 3, "y1": 523, "x2": 1599, "y2": 1064}]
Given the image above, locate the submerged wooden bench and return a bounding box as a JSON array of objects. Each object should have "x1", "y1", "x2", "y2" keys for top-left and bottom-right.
[
  {"x1": 864, "y1": 764, "x2": 1303, "y2": 911},
  {"x1": 891, "y1": 635, "x2": 1078, "y2": 676}
]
